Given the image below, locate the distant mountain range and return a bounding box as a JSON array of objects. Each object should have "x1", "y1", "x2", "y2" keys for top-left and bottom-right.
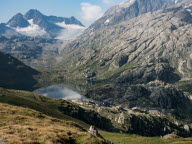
[{"x1": 0, "y1": 9, "x2": 85, "y2": 40}]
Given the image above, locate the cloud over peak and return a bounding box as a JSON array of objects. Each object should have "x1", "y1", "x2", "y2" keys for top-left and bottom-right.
[{"x1": 80, "y1": 3, "x2": 104, "y2": 23}]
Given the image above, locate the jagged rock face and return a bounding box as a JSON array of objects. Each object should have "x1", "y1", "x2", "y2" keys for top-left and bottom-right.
[
  {"x1": 58, "y1": 0, "x2": 192, "y2": 80},
  {"x1": 116, "y1": 62, "x2": 180, "y2": 84},
  {"x1": 85, "y1": 81, "x2": 191, "y2": 113},
  {"x1": 58, "y1": 100, "x2": 117, "y2": 131},
  {"x1": 24, "y1": 9, "x2": 44, "y2": 21},
  {"x1": 0, "y1": 51, "x2": 39, "y2": 90},
  {"x1": 72, "y1": 98, "x2": 191, "y2": 137},
  {"x1": 90, "y1": 0, "x2": 179, "y2": 30},
  {"x1": 7, "y1": 13, "x2": 30, "y2": 28},
  {"x1": 124, "y1": 114, "x2": 189, "y2": 137}
]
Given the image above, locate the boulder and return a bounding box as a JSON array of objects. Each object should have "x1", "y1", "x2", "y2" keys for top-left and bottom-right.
[
  {"x1": 88, "y1": 126, "x2": 99, "y2": 137},
  {"x1": 162, "y1": 133, "x2": 181, "y2": 140},
  {"x1": 184, "y1": 125, "x2": 190, "y2": 132}
]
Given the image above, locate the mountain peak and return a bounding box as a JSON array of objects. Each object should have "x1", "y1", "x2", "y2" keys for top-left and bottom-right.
[
  {"x1": 26, "y1": 9, "x2": 42, "y2": 14},
  {"x1": 7, "y1": 13, "x2": 30, "y2": 28},
  {"x1": 24, "y1": 9, "x2": 44, "y2": 20},
  {"x1": 14, "y1": 13, "x2": 23, "y2": 17},
  {"x1": 64, "y1": 16, "x2": 85, "y2": 27}
]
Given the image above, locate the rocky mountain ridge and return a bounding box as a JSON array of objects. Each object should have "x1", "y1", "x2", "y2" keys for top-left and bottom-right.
[
  {"x1": 57, "y1": 0, "x2": 192, "y2": 80},
  {"x1": 89, "y1": 0, "x2": 182, "y2": 31}
]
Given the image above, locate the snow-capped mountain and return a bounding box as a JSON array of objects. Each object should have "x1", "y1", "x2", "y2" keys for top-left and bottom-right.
[{"x1": 2, "y1": 9, "x2": 85, "y2": 40}]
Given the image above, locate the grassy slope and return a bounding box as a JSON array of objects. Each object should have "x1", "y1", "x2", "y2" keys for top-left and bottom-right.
[
  {"x1": 0, "y1": 103, "x2": 105, "y2": 144},
  {"x1": 1, "y1": 88, "x2": 192, "y2": 144},
  {"x1": 100, "y1": 131, "x2": 192, "y2": 144},
  {"x1": 0, "y1": 88, "x2": 92, "y2": 129}
]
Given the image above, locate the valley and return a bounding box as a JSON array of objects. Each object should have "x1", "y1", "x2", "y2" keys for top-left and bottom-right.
[{"x1": 1, "y1": 0, "x2": 192, "y2": 143}]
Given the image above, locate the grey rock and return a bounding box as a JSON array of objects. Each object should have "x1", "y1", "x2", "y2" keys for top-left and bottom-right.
[
  {"x1": 57, "y1": 0, "x2": 192, "y2": 80},
  {"x1": 90, "y1": 0, "x2": 180, "y2": 31},
  {"x1": 89, "y1": 126, "x2": 99, "y2": 137},
  {"x1": 7, "y1": 13, "x2": 30, "y2": 28},
  {"x1": 184, "y1": 125, "x2": 190, "y2": 132}
]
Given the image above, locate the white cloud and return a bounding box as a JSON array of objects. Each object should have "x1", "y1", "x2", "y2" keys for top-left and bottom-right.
[{"x1": 80, "y1": 3, "x2": 104, "y2": 22}]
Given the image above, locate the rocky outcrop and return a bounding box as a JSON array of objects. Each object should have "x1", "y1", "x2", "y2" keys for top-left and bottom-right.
[
  {"x1": 124, "y1": 114, "x2": 191, "y2": 137},
  {"x1": 116, "y1": 62, "x2": 180, "y2": 84},
  {"x1": 58, "y1": 100, "x2": 116, "y2": 131},
  {"x1": 85, "y1": 80, "x2": 192, "y2": 120},
  {"x1": 162, "y1": 133, "x2": 181, "y2": 139},
  {"x1": 72, "y1": 99, "x2": 191, "y2": 137},
  {"x1": 89, "y1": 126, "x2": 99, "y2": 137}
]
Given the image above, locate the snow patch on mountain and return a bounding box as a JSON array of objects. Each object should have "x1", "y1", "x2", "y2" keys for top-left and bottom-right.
[
  {"x1": 105, "y1": 19, "x2": 110, "y2": 23},
  {"x1": 13, "y1": 19, "x2": 47, "y2": 37},
  {"x1": 55, "y1": 22, "x2": 85, "y2": 40}
]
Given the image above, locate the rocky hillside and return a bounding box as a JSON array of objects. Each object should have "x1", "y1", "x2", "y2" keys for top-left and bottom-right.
[
  {"x1": 0, "y1": 51, "x2": 39, "y2": 90},
  {"x1": 53, "y1": 0, "x2": 192, "y2": 121},
  {"x1": 0, "y1": 35, "x2": 64, "y2": 69},
  {"x1": 58, "y1": 0, "x2": 192, "y2": 80},
  {"x1": 90, "y1": 0, "x2": 180, "y2": 30},
  {"x1": 72, "y1": 99, "x2": 192, "y2": 137},
  {"x1": 0, "y1": 87, "x2": 191, "y2": 137}
]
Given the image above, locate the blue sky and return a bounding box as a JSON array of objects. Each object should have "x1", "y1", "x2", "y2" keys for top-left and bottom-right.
[{"x1": 0, "y1": 0, "x2": 127, "y2": 26}]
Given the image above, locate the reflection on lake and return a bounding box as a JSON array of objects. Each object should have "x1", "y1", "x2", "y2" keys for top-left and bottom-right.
[{"x1": 34, "y1": 85, "x2": 90, "y2": 101}]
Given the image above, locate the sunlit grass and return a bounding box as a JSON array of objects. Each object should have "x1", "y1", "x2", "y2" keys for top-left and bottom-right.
[{"x1": 100, "y1": 131, "x2": 192, "y2": 144}]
